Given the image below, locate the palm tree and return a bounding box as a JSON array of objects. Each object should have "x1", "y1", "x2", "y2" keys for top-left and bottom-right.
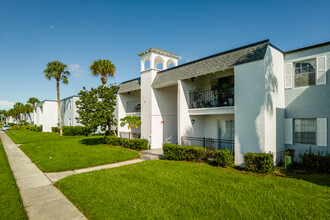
[
  {"x1": 24, "y1": 104, "x2": 34, "y2": 125},
  {"x1": 90, "y1": 59, "x2": 116, "y2": 88},
  {"x1": 13, "y1": 102, "x2": 24, "y2": 125},
  {"x1": 27, "y1": 97, "x2": 39, "y2": 124},
  {"x1": 44, "y1": 61, "x2": 70, "y2": 136},
  {"x1": 7, "y1": 109, "x2": 14, "y2": 124},
  {"x1": 0, "y1": 110, "x2": 7, "y2": 124},
  {"x1": 27, "y1": 97, "x2": 40, "y2": 108}
]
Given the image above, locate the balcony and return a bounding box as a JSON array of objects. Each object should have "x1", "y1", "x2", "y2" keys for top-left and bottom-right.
[
  {"x1": 181, "y1": 136, "x2": 234, "y2": 152},
  {"x1": 119, "y1": 132, "x2": 141, "y2": 139},
  {"x1": 189, "y1": 89, "x2": 234, "y2": 109},
  {"x1": 126, "y1": 100, "x2": 141, "y2": 115}
]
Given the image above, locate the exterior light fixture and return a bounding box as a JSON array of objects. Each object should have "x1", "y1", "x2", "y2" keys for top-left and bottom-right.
[{"x1": 191, "y1": 118, "x2": 195, "y2": 124}]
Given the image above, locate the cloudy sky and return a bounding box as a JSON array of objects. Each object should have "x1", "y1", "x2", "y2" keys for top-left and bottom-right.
[{"x1": 1, "y1": 0, "x2": 330, "y2": 110}]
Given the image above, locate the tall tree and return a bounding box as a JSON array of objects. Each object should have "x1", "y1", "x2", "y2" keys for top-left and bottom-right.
[
  {"x1": 76, "y1": 84, "x2": 117, "y2": 135},
  {"x1": 0, "y1": 110, "x2": 7, "y2": 124},
  {"x1": 24, "y1": 104, "x2": 34, "y2": 125},
  {"x1": 27, "y1": 97, "x2": 40, "y2": 108},
  {"x1": 43, "y1": 61, "x2": 70, "y2": 136},
  {"x1": 13, "y1": 102, "x2": 24, "y2": 125},
  {"x1": 6, "y1": 109, "x2": 14, "y2": 124},
  {"x1": 27, "y1": 97, "x2": 39, "y2": 124},
  {"x1": 90, "y1": 59, "x2": 116, "y2": 88}
]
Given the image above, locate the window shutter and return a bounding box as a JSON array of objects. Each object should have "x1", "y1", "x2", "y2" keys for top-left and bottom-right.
[
  {"x1": 317, "y1": 56, "x2": 326, "y2": 85},
  {"x1": 317, "y1": 118, "x2": 327, "y2": 147},
  {"x1": 285, "y1": 63, "x2": 293, "y2": 88},
  {"x1": 285, "y1": 118, "x2": 293, "y2": 144}
]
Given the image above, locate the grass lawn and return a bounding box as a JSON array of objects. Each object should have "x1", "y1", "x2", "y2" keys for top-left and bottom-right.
[
  {"x1": 6, "y1": 130, "x2": 140, "y2": 172},
  {"x1": 57, "y1": 160, "x2": 330, "y2": 220},
  {"x1": 6, "y1": 130, "x2": 59, "y2": 144},
  {"x1": 0, "y1": 141, "x2": 27, "y2": 219}
]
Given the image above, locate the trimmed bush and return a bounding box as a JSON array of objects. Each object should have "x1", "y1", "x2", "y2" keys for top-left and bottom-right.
[
  {"x1": 300, "y1": 151, "x2": 330, "y2": 173},
  {"x1": 163, "y1": 143, "x2": 234, "y2": 166},
  {"x1": 105, "y1": 136, "x2": 149, "y2": 150},
  {"x1": 51, "y1": 127, "x2": 59, "y2": 133},
  {"x1": 163, "y1": 143, "x2": 210, "y2": 162},
  {"x1": 244, "y1": 152, "x2": 274, "y2": 173},
  {"x1": 214, "y1": 150, "x2": 234, "y2": 167},
  {"x1": 62, "y1": 126, "x2": 88, "y2": 136},
  {"x1": 29, "y1": 126, "x2": 42, "y2": 132}
]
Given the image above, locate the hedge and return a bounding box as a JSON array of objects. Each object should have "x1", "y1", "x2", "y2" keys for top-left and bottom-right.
[
  {"x1": 301, "y1": 152, "x2": 330, "y2": 173},
  {"x1": 8, "y1": 125, "x2": 41, "y2": 132},
  {"x1": 244, "y1": 152, "x2": 274, "y2": 173},
  {"x1": 104, "y1": 136, "x2": 149, "y2": 151},
  {"x1": 51, "y1": 127, "x2": 59, "y2": 133},
  {"x1": 51, "y1": 126, "x2": 88, "y2": 136},
  {"x1": 29, "y1": 126, "x2": 42, "y2": 132},
  {"x1": 163, "y1": 143, "x2": 234, "y2": 167}
]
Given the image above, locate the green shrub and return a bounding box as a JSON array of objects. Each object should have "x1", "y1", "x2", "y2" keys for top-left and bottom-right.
[
  {"x1": 29, "y1": 126, "x2": 42, "y2": 132},
  {"x1": 214, "y1": 149, "x2": 234, "y2": 167},
  {"x1": 299, "y1": 148, "x2": 330, "y2": 173},
  {"x1": 62, "y1": 126, "x2": 88, "y2": 136},
  {"x1": 104, "y1": 136, "x2": 149, "y2": 150},
  {"x1": 51, "y1": 127, "x2": 59, "y2": 133},
  {"x1": 163, "y1": 143, "x2": 210, "y2": 162},
  {"x1": 163, "y1": 143, "x2": 234, "y2": 166},
  {"x1": 244, "y1": 152, "x2": 274, "y2": 173}
]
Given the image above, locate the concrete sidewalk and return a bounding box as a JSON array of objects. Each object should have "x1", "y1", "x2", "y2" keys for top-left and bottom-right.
[
  {"x1": 45, "y1": 158, "x2": 143, "y2": 183},
  {"x1": 0, "y1": 131, "x2": 86, "y2": 220}
]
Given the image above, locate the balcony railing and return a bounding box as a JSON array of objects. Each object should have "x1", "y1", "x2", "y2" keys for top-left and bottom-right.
[
  {"x1": 119, "y1": 132, "x2": 141, "y2": 139},
  {"x1": 189, "y1": 89, "x2": 234, "y2": 109},
  {"x1": 126, "y1": 100, "x2": 141, "y2": 113},
  {"x1": 181, "y1": 136, "x2": 234, "y2": 152}
]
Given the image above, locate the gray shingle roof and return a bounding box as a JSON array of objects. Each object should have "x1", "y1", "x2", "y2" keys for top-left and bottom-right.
[
  {"x1": 138, "y1": 47, "x2": 181, "y2": 59},
  {"x1": 118, "y1": 78, "x2": 141, "y2": 94},
  {"x1": 152, "y1": 40, "x2": 270, "y2": 88}
]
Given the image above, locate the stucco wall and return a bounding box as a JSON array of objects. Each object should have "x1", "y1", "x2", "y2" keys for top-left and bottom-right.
[
  {"x1": 40, "y1": 101, "x2": 58, "y2": 132},
  {"x1": 284, "y1": 45, "x2": 330, "y2": 160},
  {"x1": 234, "y1": 46, "x2": 285, "y2": 166},
  {"x1": 141, "y1": 69, "x2": 157, "y2": 146}
]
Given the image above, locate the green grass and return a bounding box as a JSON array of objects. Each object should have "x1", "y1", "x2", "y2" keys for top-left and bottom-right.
[
  {"x1": 57, "y1": 160, "x2": 330, "y2": 220},
  {"x1": 6, "y1": 130, "x2": 59, "y2": 144},
  {"x1": 0, "y1": 141, "x2": 27, "y2": 219},
  {"x1": 6, "y1": 130, "x2": 140, "y2": 172}
]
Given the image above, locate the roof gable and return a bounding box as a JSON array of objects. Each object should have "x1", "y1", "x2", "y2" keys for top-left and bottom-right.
[{"x1": 152, "y1": 40, "x2": 270, "y2": 88}]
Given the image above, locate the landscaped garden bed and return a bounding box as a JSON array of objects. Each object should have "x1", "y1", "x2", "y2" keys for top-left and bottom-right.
[
  {"x1": 6, "y1": 130, "x2": 140, "y2": 172},
  {"x1": 0, "y1": 141, "x2": 27, "y2": 219},
  {"x1": 57, "y1": 160, "x2": 330, "y2": 219}
]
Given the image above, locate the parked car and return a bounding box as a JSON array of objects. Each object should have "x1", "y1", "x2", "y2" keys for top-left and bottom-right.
[{"x1": 2, "y1": 124, "x2": 10, "y2": 131}]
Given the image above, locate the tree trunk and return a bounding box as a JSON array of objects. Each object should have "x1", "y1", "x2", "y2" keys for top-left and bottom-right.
[
  {"x1": 28, "y1": 113, "x2": 33, "y2": 125},
  {"x1": 101, "y1": 75, "x2": 107, "y2": 88},
  {"x1": 57, "y1": 79, "x2": 63, "y2": 136}
]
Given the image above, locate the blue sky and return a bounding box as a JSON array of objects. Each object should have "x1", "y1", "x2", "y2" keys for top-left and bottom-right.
[{"x1": 0, "y1": 0, "x2": 329, "y2": 110}]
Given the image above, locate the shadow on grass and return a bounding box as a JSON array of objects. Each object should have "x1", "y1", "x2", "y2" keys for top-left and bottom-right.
[
  {"x1": 79, "y1": 137, "x2": 105, "y2": 146},
  {"x1": 286, "y1": 172, "x2": 330, "y2": 187}
]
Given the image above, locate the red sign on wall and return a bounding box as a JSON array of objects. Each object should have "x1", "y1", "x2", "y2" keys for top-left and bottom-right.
[{"x1": 161, "y1": 121, "x2": 164, "y2": 124}]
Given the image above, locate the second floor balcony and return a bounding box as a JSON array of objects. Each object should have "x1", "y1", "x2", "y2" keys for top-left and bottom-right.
[
  {"x1": 126, "y1": 100, "x2": 141, "y2": 113},
  {"x1": 189, "y1": 88, "x2": 234, "y2": 109}
]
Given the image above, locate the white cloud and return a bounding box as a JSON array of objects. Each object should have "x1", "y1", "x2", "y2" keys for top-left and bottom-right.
[
  {"x1": 50, "y1": 25, "x2": 54, "y2": 29},
  {"x1": 0, "y1": 100, "x2": 15, "y2": 110},
  {"x1": 68, "y1": 64, "x2": 85, "y2": 77}
]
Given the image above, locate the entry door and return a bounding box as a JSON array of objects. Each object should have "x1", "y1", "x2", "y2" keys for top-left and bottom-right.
[{"x1": 219, "y1": 120, "x2": 235, "y2": 140}]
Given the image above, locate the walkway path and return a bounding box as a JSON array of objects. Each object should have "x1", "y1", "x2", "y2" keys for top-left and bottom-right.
[
  {"x1": 45, "y1": 158, "x2": 143, "y2": 183},
  {"x1": 0, "y1": 131, "x2": 86, "y2": 220}
]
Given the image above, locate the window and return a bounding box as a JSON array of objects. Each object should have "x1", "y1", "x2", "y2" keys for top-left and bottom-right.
[
  {"x1": 294, "y1": 119, "x2": 316, "y2": 145},
  {"x1": 294, "y1": 58, "x2": 316, "y2": 87}
]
